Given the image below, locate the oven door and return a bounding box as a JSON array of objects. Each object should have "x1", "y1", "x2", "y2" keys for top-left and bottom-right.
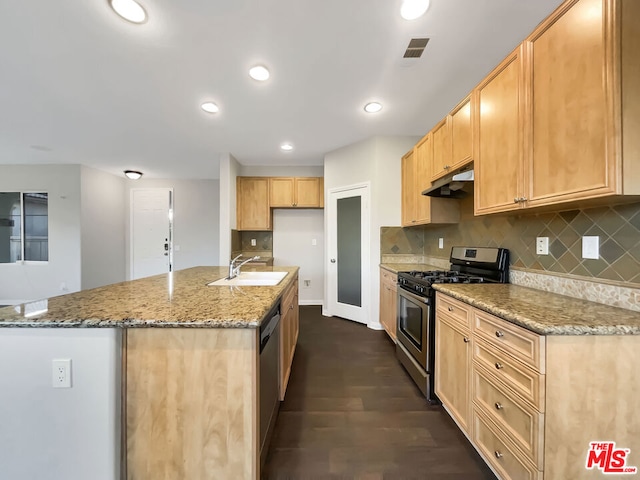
[{"x1": 396, "y1": 285, "x2": 430, "y2": 371}]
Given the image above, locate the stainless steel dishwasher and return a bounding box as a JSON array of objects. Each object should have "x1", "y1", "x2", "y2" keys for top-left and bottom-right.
[{"x1": 259, "y1": 302, "x2": 281, "y2": 467}]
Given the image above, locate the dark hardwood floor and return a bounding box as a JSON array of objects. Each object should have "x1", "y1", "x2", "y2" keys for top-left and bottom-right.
[{"x1": 263, "y1": 305, "x2": 497, "y2": 480}]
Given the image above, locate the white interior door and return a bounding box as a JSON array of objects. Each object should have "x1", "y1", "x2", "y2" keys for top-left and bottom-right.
[
  {"x1": 327, "y1": 184, "x2": 369, "y2": 324},
  {"x1": 131, "y1": 188, "x2": 173, "y2": 279}
]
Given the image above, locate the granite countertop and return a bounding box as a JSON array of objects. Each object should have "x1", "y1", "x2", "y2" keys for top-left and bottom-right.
[
  {"x1": 380, "y1": 263, "x2": 443, "y2": 274},
  {"x1": 0, "y1": 266, "x2": 299, "y2": 329},
  {"x1": 433, "y1": 283, "x2": 640, "y2": 335}
]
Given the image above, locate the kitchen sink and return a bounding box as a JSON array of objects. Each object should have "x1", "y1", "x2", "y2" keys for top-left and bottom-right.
[{"x1": 207, "y1": 271, "x2": 288, "y2": 287}]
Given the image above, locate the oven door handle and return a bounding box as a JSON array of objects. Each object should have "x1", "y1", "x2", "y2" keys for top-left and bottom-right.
[{"x1": 398, "y1": 285, "x2": 430, "y2": 305}]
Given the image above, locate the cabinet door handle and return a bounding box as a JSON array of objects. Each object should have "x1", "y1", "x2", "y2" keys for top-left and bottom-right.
[
  {"x1": 494, "y1": 451, "x2": 503, "y2": 459},
  {"x1": 495, "y1": 330, "x2": 504, "y2": 338},
  {"x1": 513, "y1": 197, "x2": 519, "y2": 204},
  {"x1": 495, "y1": 362, "x2": 504, "y2": 370},
  {"x1": 463, "y1": 337, "x2": 470, "y2": 343},
  {"x1": 495, "y1": 402, "x2": 503, "y2": 410}
]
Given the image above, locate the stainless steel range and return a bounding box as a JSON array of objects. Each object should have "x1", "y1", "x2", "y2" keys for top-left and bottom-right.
[{"x1": 396, "y1": 246, "x2": 509, "y2": 403}]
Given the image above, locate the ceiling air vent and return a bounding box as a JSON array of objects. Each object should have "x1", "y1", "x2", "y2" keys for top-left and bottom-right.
[{"x1": 403, "y1": 37, "x2": 430, "y2": 58}]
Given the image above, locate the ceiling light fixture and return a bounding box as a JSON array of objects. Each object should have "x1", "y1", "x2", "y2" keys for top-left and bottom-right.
[
  {"x1": 364, "y1": 102, "x2": 383, "y2": 113},
  {"x1": 124, "y1": 170, "x2": 143, "y2": 180},
  {"x1": 280, "y1": 143, "x2": 294, "y2": 151},
  {"x1": 249, "y1": 65, "x2": 270, "y2": 81},
  {"x1": 201, "y1": 102, "x2": 219, "y2": 114},
  {"x1": 400, "y1": 0, "x2": 430, "y2": 20},
  {"x1": 109, "y1": 0, "x2": 147, "y2": 23}
]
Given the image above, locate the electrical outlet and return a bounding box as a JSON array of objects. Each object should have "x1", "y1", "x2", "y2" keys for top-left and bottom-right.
[
  {"x1": 536, "y1": 237, "x2": 549, "y2": 255},
  {"x1": 582, "y1": 236, "x2": 599, "y2": 259},
  {"x1": 251, "y1": 238, "x2": 256, "y2": 246},
  {"x1": 304, "y1": 280, "x2": 311, "y2": 288},
  {"x1": 52, "y1": 359, "x2": 72, "y2": 389},
  {"x1": 311, "y1": 238, "x2": 317, "y2": 246},
  {"x1": 438, "y1": 238, "x2": 444, "y2": 249}
]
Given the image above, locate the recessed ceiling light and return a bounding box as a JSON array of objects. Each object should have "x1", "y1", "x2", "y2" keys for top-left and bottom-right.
[
  {"x1": 364, "y1": 102, "x2": 383, "y2": 113},
  {"x1": 400, "y1": 0, "x2": 430, "y2": 20},
  {"x1": 249, "y1": 65, "x2": 270, "y2": 81},
  {"x1": 201, "y1": 102, "x2": 219, "y2": 114},
  {"x1": 124, "y1": 170, "x2": 143, "y2": 180},
  {"x1": 280, "y1": 143, "x2": 294, "y2": 151},
  {"x1": 109, "y1": 0, "x2": 147, "y2": 24}
]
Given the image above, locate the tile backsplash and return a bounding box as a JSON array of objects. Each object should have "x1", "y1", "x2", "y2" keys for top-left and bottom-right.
[{"x1": 382, "y1": 199, "x2": 640, "y2": 285}]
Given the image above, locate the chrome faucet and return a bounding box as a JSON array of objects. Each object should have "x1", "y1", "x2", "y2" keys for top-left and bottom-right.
[{"x1": 228, "y1": 254, "x2": 261, "y2": 279}]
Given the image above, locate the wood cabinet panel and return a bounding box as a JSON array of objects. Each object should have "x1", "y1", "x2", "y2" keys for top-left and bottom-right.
[
  {"x1": 436, "y1": 294, "x2": 471, "y2": 330},
  {"x1": 474, "y1": 47, "x2": 524, "y2": 215},
  {"x1": 525, "y1": 0, "x2": 615, "y2": 204},
  {"x1": 379, "y1": 268, "x2": 397, "y2": 341},
  {"x1": 279, "y1": 276, "x2": 299, "y2": 400},
  {"x1": 127, "y1": 328, "x2": 258, "y2": 480},
  {"x1": 450, "y1": 97, "x2": 473, "y2": 168},
  {"x1": 269, "y1": 177, "x2": 323, "y2": 208},
  {"x1": 435, "y1": 315, "x2": 471, "y2": 434},
  {"x1": 237, "y1": 177, "x2": 272, "y2": 231},
  {"x1": 431, "y1": 118, "x2": 451, "y2": 181},
  {"x1": 401, "y1": 143, "x2": 461, "y2": 227}
]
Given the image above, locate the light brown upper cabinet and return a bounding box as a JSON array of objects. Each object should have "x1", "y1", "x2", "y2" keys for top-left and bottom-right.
[
  {"x1": 474, "y1": 47, "x2": 525, "y2": 215},
  {"x1": 475, "y1": 0, "x2": 640, "y2": 214},
  {"x1": 237, "y1": 177, "x2": 272, "y2": 231},
  {"x1": 269, "y1": 177, "x2": 324, "y2": 208},
  {"x1": 431, "y1": 96, "x2": 475, "y2": 182},
  {"x1": 401, "y1": 137, "x2": 460, "y2": 227},
  {"x1": 523, "y1": 0, "x2": 639, "y2": 207}
]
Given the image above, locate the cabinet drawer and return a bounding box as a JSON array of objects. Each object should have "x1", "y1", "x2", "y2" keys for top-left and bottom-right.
[
  {"x1": 473, "y1": 340, "x2": 545, "y2": 410},
  {"x1": 473, "y1": 408, "x2": 542, "y2": 480},
  {"x1": 380, "y1": 268, "x2": 396, "y2": 284},
  {"x1": 473, "y1": 310, "x2": 545, "y2": 373},
  {"x1": 473, "y1": 364, "x2": 544, "y2": 467},
  {"x1": 436, "y1": 294, "x2": 471, "y2": 329}
]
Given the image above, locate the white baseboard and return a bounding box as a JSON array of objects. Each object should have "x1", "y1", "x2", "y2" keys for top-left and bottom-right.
[
  {"x1": 367, "y1": 321, "x2": 384, "y2": 331},
  {"x1": 298, "y1": 300, "x2": 323, "y2": 306}
]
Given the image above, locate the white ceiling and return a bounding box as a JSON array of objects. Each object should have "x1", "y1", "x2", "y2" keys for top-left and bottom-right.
[{"x1": 0, "y1": 0, "x2": 564, "y2": 179}]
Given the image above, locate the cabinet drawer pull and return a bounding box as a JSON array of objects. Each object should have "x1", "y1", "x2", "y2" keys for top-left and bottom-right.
[
  {"x1": 494, "y1": 451, "x2": 503, "y2": 459},
  {"x1": 495, "y1": 402, "x2": 503, "y2": 410},
  {"x1": 289, "y1": 304, "x2": 294, "y2": 310},
  {"x1": 463, "y1": 337, "x2": 470, "y2": 343},
  {"x1": 495, "y1": 330, "x2": 504, "y2": 338},
  {"x1": 448, "y1": 306, "x2": 454, "y2": 312},
  {"x1": 495, "y1": 362, "x2": 504, "y2": 370}
]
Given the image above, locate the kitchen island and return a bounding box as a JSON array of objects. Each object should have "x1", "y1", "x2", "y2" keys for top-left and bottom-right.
[{"x1": 0, "y1": 266, "x2": 299, "y2": 480}]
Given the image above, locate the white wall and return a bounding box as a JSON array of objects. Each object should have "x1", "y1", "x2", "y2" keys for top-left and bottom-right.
[
  {"x1": 219, "y1": 154, "x2": 240, "y2": 263},
  {"x1": 80, "y1": 166, "x2": 126, "y2": 289},
  {"x1": 273, "y1": 209, "x2": 324, "y2": 304},
  {"x1": 124, "y1": 178, "x2": 220, "y2": 277},
  {"x1": 0, "y1": 328, "x2": 121, "y2": 480},
  {"x1": 323, "y1": 136, "x2": 419, "y2": 328},
  {"x1": 0, "y1": 165, "x2": 82, "y2": 304}
]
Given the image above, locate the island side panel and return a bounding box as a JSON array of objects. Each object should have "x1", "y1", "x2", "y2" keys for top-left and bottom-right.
[
  {"x1": 544, "y1": 335, "x2": 640, "y2": 480},
  {"x1": 126, "y1": 327, "x2": 259, "y2": 480}
]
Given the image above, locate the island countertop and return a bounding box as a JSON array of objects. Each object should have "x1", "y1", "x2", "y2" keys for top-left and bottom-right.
[
  {"x1": 0, "y1": 266, "x2": 299, "y2": 328},
  {"x1": 433, "y1": 283, "x2": 640, "y2": 335}
]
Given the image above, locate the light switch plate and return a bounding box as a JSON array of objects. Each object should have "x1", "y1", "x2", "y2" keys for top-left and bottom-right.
[
  {"x1": 251, "y1": 238, "x2": 256, "y2": 246},
  {"x1": 536, "y1": 237, "x2": 549, "y2": 255},
  {"x1": 438, "y1": 238, "x2": 444, "y2": 249},
  {"x1": 582, "y1": 236, "x2": 599, "y2": 259}
]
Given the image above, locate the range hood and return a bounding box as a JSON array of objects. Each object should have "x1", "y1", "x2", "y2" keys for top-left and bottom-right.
[{"x1": 422, "y1": 166, "x2": 474, "y2": 198}]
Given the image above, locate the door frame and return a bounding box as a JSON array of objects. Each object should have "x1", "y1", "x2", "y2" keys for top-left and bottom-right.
[
  {"x1": 324, "y1": 182, "x2": 371, "y2": 324},
  {"x1": 129, "y1": 188, "x2": 174, "y2": 280}
]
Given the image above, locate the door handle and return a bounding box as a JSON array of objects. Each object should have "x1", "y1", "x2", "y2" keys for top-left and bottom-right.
[{"x1": 330, "y1": 258, "x2": 336, "y2": 263}]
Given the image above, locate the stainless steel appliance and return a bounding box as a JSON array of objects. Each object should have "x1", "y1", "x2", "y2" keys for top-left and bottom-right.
[
  {"x1": 396, "y1": 246, "x2": 509, "y2": 403},
  {"x1": 259, "y1": 303, "x2": 281, "y2": 467}
]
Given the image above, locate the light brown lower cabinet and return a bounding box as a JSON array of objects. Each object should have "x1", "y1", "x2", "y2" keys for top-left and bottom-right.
[
  {"x1": 435, "y1": 292, "x2": 640, "y2": 480},
  {"x1": 280, "y1": 275, "x2": 299, "y2": 400},
  {"x1": 379, "y1": 268, "x2": 397, "y2": 341}
]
